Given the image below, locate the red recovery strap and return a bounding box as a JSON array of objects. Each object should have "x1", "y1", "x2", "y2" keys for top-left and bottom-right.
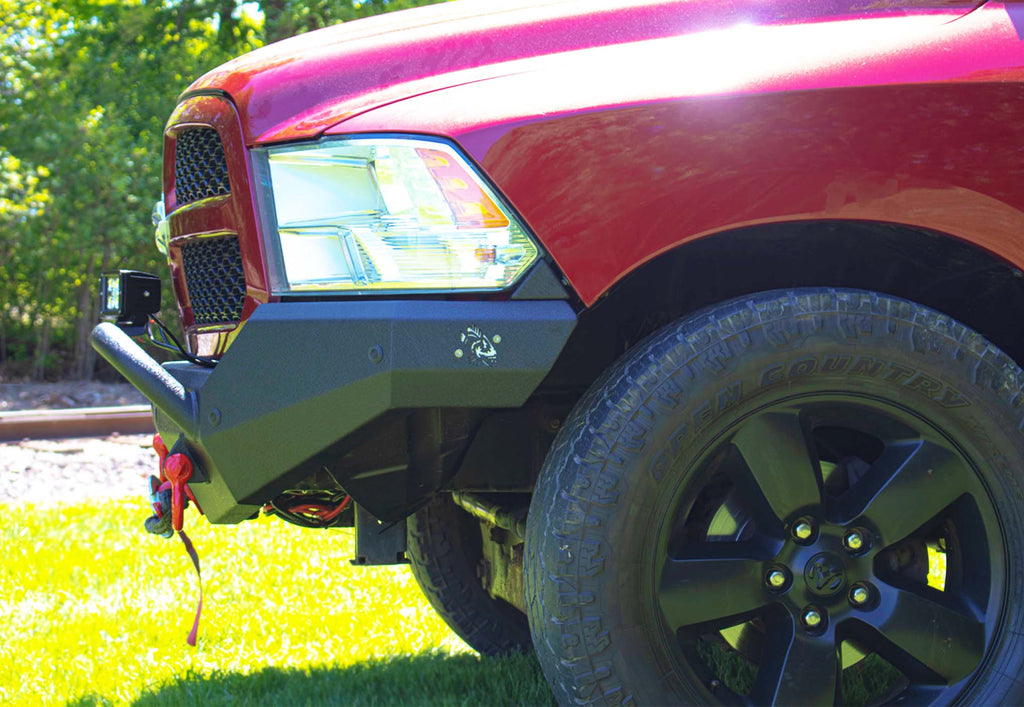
[
  {"x1": 152, "y1": 436, "x2": 204, "y2": 647},
  {"x1": 178, "y1": 529, "x2": 203, "y2": 647}
]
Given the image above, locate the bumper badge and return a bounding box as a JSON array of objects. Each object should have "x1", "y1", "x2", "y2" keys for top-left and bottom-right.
[{"x1": 457, "y1": 326, "x2": 500, "y2": 366}]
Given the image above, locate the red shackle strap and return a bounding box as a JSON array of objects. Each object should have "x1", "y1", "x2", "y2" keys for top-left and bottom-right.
[{"x1": 164, "y1": 453, "x2": 194, "y2": 532}]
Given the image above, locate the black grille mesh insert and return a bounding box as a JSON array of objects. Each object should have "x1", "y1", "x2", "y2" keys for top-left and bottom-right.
[
  {"x1": 175, "y1": 128, "x2": 230, "y2": 204},
  {"x1": 182, "y1": 237, "x2": 246, "y2": 325}
]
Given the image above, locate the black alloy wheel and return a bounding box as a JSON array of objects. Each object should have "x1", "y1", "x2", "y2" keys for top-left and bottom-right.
[
  {"x1": 657, "y1": 397, "x2": 999, "y2": 705},
  {"x1": 525, "y1": 289, "x2": 1024, "y2": 706}
]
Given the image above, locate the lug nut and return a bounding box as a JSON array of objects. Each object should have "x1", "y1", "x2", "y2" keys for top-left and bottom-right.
[
  {"x1": 802, "y1": 607, "x2": 824, "y2": 630},
  {"x1": 792, "y1": 520, "x2": 814, "y2": 542},
  {"x1": 844, "y1": 530, "x2": 866, "y2": 552},
  {"x1": 766, "y1": 568, "x2": 788, "y2": 590},
  {"x1": 850, "y1": 584, "x2": 871, "y2": 607}
]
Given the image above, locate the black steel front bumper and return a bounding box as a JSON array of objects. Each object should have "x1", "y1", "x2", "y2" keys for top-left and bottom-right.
[{"x1": 92, "y1": 300, "x2": 576, "y2": 523}]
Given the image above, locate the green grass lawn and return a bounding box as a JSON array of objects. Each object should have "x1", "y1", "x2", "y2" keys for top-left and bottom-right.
[{"x1": 0, "y1": 498, "x2": 552, "y2": 706}]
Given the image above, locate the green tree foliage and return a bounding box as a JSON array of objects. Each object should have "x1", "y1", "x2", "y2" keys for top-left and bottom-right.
[
  {"x1": 0, "y1": 0, "x2": 443, "y2": 379},
  {"x1": 261, "y1": 0, "x2": 447, "y2": 42},
  {"x1": 0, "y1": 148, "x2": 51, "y2": 371}
]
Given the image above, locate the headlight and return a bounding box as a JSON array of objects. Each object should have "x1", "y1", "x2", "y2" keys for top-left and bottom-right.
[{"x1": 254, "y1": 137, "x2": 539, "y2": 294}]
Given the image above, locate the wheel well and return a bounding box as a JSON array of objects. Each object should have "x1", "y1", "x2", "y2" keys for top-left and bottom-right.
[{"x1": 543, "y1": 220, "x2": 1024, "y2": 393}]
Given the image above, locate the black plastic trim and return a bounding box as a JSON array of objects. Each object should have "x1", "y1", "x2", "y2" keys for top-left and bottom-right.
[{"x1": 511, "y1": 261, "x2": 569, "y2": 300}]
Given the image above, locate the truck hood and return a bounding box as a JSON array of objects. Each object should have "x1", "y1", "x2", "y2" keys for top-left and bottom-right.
[{"x1": 186, "y1": 0, "x2": 985, "y2": 146}]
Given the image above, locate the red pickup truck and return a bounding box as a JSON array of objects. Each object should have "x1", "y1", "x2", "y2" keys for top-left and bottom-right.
[{"x1": 93, "y1": 1, "x2": 1024, "y2": 704}]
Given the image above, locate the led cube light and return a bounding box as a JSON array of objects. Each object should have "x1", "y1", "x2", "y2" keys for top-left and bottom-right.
[{"x1": 99, "y1": 270, "x2": 162, "y2": 332}]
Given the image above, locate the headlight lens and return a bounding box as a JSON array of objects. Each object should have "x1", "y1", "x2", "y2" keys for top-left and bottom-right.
[{"x1": 258, "y1": 137, "x2": 539, "y2": 294}]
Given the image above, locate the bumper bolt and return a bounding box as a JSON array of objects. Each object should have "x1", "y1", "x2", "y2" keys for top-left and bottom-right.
[
  {"x1": 792, "y1": 519, "x2": 814, "y2": 543},
  {"x1": 802, "y1": 607, "x2": 825, "y2": 630}
]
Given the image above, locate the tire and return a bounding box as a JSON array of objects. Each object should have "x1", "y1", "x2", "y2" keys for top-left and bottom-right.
[
  {"x1": 408, "y1": 494, "x2": 533, "y2": 656},
  {"x1": 525, "y1": 288, "x2": 1024, "y2": 706}
]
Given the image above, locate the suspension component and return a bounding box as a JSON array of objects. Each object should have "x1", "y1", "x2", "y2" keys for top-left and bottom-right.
[{"x1": 451, "y1": 490, "x2": 528, "y2": 538}]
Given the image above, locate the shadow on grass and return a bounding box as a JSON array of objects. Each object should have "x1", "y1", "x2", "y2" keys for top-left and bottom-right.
[{"x1": 74, "y1": 652, "x2": 555, "y2": 707}]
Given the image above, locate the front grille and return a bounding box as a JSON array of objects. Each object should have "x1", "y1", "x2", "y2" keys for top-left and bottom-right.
[
  {"x1": 181, "y1": 237, "x2": 246, "y2": 325},
  {"x1": 175, "y1": 128, "x2": 230, "y2": 204}
]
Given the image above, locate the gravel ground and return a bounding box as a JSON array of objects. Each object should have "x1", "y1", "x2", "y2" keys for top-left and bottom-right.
[
  {"x1": 0, "y1": 434, "x2": 157, "y2": 505},
  {"x1": 0, "y1": 382, "x2": 156, "y2": 505},
  {"x1": 0, "y1": 381, "x2": 147, "y2": 411}
]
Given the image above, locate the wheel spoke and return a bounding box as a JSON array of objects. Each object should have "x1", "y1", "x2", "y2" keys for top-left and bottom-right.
[
  {"x1": 731, "y1": 410, "x2": 821, "y2": 523},
  {"x1": 750, "y1": 616, "x2": 839, "y2": 706},
  {"x1": 658, "y1": 553, "x2": 769, "y2": 631},
  {"x1": 867, "y1": 587, "x2": 985, "y2": 684},
  {"x1": 838, "y1": 440, "x2": 967, "y2": 545}
]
